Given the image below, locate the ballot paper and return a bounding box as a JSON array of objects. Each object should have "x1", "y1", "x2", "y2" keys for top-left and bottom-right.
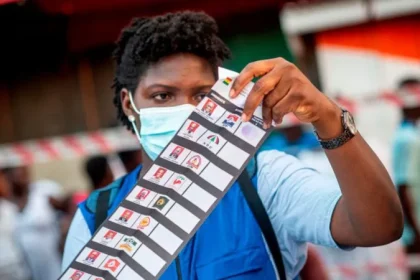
[{"x1": 60, "y1": 73, "x2": 274, "y2": 280}]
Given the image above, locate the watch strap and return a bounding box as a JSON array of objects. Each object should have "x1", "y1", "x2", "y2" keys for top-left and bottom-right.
[{"x1": 318, "y1": 127, "x2": 355, "y2": 149}]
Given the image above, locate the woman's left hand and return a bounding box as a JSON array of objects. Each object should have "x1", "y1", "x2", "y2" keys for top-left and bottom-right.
[{"x1": 230, "y1": 58, "x2": 341, "y2": 138}]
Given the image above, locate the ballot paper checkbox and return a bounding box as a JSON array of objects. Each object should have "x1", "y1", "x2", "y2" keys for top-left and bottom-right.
[
  {"x1": 60, "y1": 268, "x2": 91, "y2": 280},
  {"x1": 195, "y1": 97, "x2": 226, "y2": 123},
  {"x1": 217, "y1": 142, "x2": 249, "y2": 169},
  {"x1": 126, "y1": 186, "x2": 157, "y2": 207},
  {"x1": 110, "y1": 207, "x2": 140, "y2": 228},
  {"x1": 144, "y1": 165, "x2": 174, "y2": 186},
  {"x1": 234, "y1": 122, "x2": 265, "y2": 147},
  {"x1": 200, "y1": 163, "x2": 233, "y2": 192},
  {"x1": 93, "y1": 227, "x2": 124, "y2": 248},
  {"x1": 76, "y1": 247, "x2": 107, "y2": 268},
  {"x1": 164, "y1": 173, "x2": 192, "y2": 194},
  {"x1": 117, "y1": 266, "x2": 144, "y2": 280},
  {"x1": 181, "y1": 151, "x2": 209, "y2": 175},
  {"x1": 132, "y1": 214, "x2": 159, "y2": 236},
  {"x1": 133, "y1": 245, "x2": 166, "y2": 277},
  {"x1": 161, "y1": 143, "x2": 191, "y2": 165},
  {"x1": 178, "y1": 119, "x2": 207, "y2": 142},
  {"x1": 183, "y1": 183, "x2": 216, "y2": 212},
  {"x1": 197, "y1": 130, "x2": 227, "y2": 154},
  {"x1": 165, "y1": 203, "x2": 199, "y2": 234},
  {"x1": 149, "y1": 224, "x2": 183, "y2": 255},
  {"x1": 100, "y1": 256, "x2": 125, "y2": 277}
]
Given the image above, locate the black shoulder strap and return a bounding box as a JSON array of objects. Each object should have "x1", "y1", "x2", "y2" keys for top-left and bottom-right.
[
  {"x1": 94, "y1": 189, "x2": 111, "y2": 232},
  {"x1": 238, "y1": 171, "x2": 287, "y2": 280}
]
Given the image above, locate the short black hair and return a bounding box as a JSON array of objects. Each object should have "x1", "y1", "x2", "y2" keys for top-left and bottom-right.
[
  {"x1": 112, "y1": 11, "x2": 231, "y2": 131},
  {"x1": 85, "y1": 156, "x2": 110, "y2": 188},
  {"x1": 398, "y1": 77, "x2": 420, "y2": 89}
]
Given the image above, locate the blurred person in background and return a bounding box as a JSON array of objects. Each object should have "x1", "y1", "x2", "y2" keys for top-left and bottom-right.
[
  {"x1": 63, "y1": 11, "x2": 403, "y2": 279},
  {"x1": 4, "y1": 166, "x2": 62, "y2": 280},
  {"x1": 85, "y1": 155, "x2": 114, "y2": 191},
  {"x1": 0, "y1": 169, "x2": 31, "y2": 280},
  {"x1": 52, "y1": 155, "x2": 114, "y2": 216},
  {"x1": 392, "y1": 78, "x2": 420, "y2": 253},
  {"x1": 56, "y1": 155, "x2": 114, "y2": 255},
  {"x1": 118, "y1": 149, "x2": 142, "y2": 173}
]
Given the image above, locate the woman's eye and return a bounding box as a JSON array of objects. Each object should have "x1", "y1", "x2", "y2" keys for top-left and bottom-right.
[
  {"x1": 153, "y1": 93, "x2": 172, "y2": 101},
  {"x1": 195, "y1": 92, "x2": 208, "y2": 102}
]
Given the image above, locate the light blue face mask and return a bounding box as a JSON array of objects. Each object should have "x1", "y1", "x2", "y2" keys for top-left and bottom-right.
[{"x1": 128, "y1": 92, "x2": 195, "y2": 161}]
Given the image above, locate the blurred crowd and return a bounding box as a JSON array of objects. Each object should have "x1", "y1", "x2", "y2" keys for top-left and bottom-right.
[
  {"x1": 0, "y1": 149, "x2": 142, "y2": 280},
  {"x1": 1, "y1": 80, "x2": 420, "y2": 280}
]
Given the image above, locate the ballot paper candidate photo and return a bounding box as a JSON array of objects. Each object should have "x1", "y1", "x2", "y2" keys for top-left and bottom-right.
[{"x1": 62, "y1": 11, "x2": 403, "y2": 280}]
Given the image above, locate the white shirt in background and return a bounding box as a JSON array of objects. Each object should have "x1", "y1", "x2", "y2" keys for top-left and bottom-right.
[
  {"x1": 16, "y1": 179, "x2": 63, "y2": 280},
  {"x1": 0, "y1": 199, "x2": 31, "y2": 280}
]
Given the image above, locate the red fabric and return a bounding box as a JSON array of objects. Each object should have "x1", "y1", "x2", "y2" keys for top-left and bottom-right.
[
  {"x1": 72, "y1": 191, "x2": 89, "y2": 205},
  {"x1": 33, "y1": 0, "x2": 291, "y2": 51},
  {"x1": 35, "y1": 0, "x2": 282, "y2": 15},
  {"x1": 64, "y1": 0, "x2": 282, "y2": 52},
  {"x1": 0, "y1": 0, "x2": 20, "y2": 5}
]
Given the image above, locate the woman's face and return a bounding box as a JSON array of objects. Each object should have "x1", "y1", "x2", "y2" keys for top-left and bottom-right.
[{"x1": 121, "y1": 53, "x2": 216, "y2": 117}]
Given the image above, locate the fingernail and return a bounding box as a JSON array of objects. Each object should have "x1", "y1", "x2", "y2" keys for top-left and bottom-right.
[
  {"x1": 263, "y1": 121, "x2": 270, "y2": 129},
  {"x1": 229, "y1": 89, "x2": 235, "y2": 98},
  {"x1": 241, "y1": 113, "x2": 248, "y2": 122}
]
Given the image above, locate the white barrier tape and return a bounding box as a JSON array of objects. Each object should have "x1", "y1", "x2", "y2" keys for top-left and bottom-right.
[{"x1": 0, "y1": 127, "x2": 138, "y2": 168}]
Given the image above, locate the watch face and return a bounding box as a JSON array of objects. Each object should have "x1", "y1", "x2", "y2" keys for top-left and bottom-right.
[{"x1": 344, "y1": 111, "x2": 357, "y2": 135}]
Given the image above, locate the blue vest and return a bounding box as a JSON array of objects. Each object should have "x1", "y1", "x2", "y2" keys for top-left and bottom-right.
[{"x1": 79, "y1": 164, "x2": 278, "y2": 279}]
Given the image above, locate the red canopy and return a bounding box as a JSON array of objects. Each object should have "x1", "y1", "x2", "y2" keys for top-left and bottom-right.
[
  {"x1": 34, "y1": 0, "x2": 285, "y2": 16},
  {"x1": 34, "y1": 0, "x2": 285, "y2": 52},
  {"x1": 0, "y1": 0, "x2": 21, "y2": 5},
  {"x1": 31, "y1": 0, "x2": 329, "y2": 52},
  {"x1": 33, "y1": 0, "x2": 333, "y2": 15}
]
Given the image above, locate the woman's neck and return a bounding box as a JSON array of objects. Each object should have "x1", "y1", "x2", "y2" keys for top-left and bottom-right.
[{"x1": 139, "y1": 152, "x2": 153, "y2": 178}]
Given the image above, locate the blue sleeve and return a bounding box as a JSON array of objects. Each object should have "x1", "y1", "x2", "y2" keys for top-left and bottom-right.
[
  {"x1": 393, "y1": 135, "x2": 413, "y2": 187},
  {"x1": 256, "y1": 150, "x2": 342, "y2": 248},
  {"x1": 62, "y1": 209, "x2": 92, "y2": 272}
]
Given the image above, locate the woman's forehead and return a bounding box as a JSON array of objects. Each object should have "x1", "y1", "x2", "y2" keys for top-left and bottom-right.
[{"x1": 140, "y1": 54, "x2": 215, "y2": 87}]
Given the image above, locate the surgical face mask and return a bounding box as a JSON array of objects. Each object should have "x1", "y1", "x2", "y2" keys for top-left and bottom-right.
[{"x1": 128, "y1": 92, "x2": 195, "y2": 161}]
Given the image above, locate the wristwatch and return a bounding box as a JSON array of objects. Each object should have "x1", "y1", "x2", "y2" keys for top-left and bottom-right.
[{"x1": 316, "y1": 109, "x2": 357, "y2": 150}]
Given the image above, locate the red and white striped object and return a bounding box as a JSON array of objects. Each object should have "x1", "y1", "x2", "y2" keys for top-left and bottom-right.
[{"x1": 0, "y1": 128, "x2": 139, "y2": 168}]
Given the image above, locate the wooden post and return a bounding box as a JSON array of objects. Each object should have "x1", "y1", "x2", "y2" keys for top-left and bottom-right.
[
  {"x1": 0, "y1": 83, "x2": 15, "y2": 143},
  {"x1": 78, "y1": 57, "x2": 100, "y2": 131}
]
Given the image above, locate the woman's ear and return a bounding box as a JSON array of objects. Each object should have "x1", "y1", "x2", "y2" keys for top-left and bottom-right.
[
  {"x1": 121, "y1": 88, "x2": 142, "y2": 142},
  {"x1": 120, "y1": 88, "x2": 137, "y2": 118}
]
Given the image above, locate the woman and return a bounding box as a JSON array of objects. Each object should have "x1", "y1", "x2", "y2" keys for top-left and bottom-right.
[{"x1": 63, "y1": 11, "x2": 403, "y2": 279}]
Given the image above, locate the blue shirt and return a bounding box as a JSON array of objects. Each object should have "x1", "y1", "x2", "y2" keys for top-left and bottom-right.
[
  {"x1": 392, "y1": 121, "x2": 419, "y2": 245},
  {"x1": 392, "y1": 121, "x2": 418, "y2": 187},
  {"x1": 262, "y1": 129, "x2": 320, "y2": 157},
  {"x1": 62, "y1": 149, "x2": 342, "y2": 279}
]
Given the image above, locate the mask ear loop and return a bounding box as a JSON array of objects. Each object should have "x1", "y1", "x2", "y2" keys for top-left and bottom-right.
[
  {"x1": 128, "y1": 91, "x2": 142, "y2": 146},
  {"x1": 128, "y1": 91, "x2": 141, "y2": 115},
  {"x1": 128, "y1": 115, "x2": 142, "y2": 146}
]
